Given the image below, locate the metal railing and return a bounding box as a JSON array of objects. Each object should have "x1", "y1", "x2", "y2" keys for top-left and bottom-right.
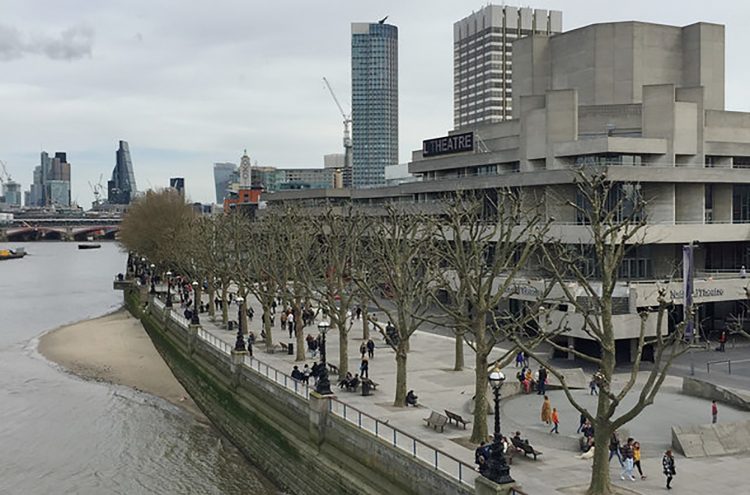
[
  {"x1": 241, "y1": 354, "x2": 310, "y2": 400},
  {"x1": 197, "y1": 328, "x2": 232, "y2": 355},
  {"x1": 169, "y1": 310, "x2": 190, "y2": 329},
  {"x1": 328, "y1": 398, "x2": 478, "y2": 488},
  {"x1": 153, "y1": 297, "x2": 165, "y2": 311},
  {"x1": 707, "y1": 358, "x2": 750, "y2": 374}
]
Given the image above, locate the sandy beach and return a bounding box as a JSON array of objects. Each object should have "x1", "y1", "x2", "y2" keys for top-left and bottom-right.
[{"x1": 39, "y1": 309, "x2": 205, "y2": 420}]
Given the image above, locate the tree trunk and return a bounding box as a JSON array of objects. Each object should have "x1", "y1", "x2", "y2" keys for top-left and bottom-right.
[
  {"x1": 362, "y1": 304, "x2": 369, "y2": 340},
  {"x1": 239, "y1": 293, "x2": 248, "y2": 336},
  {"x1": 454, "y1": 331, "x2": 465, "y2": 371},
  {"x1": 294, "y1": 303, "x2": 305, "y2": 361},
  {"x1": 588, "y1": 422, "x2": 614, "y2": 495},
  {"x1": 393, "y1": 342, "x2": 408, "y2": 407},
  {"x1": 208, "y1": 280, "x2": 215, "y2": 319},
  {"x1": 194, "y1": 284, "x2": 202, "y2": 321},
  {"x1": 221, "y1": 283, "x2": 228, "y2": 327},
  {"x1": 339, "y1": 321, "x2": 350, "y2": 377},
  {"x1": 263, "y1": 301, "x2": 274, "y2": 352},
  {"x1": 470, "y1": 347, "x2": 489, "y2": 443}
]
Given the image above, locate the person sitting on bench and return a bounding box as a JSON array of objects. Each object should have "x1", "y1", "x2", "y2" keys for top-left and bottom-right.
[
  {"x1": 405, "y1": 390, "x2": 418, "y2": 407},
  {"x1": 338, "y1": 372, "x2": 353, "y2": 389}
]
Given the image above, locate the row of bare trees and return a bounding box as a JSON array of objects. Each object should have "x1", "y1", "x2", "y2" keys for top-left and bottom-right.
[{"x1": 120, "y1": 170, "x2": 692, "y2": 495}]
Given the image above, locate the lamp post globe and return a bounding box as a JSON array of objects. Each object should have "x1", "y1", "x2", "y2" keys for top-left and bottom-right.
[
  {"x1": 165, "y1": 271, "x2": 173, "y2": 307},
  {"x1": 191, "y1": 281, "x2": 200, "y2": 324},
  {"x1": 484, "y1": 364, "x2": 513, "y2": 485},
  {"x1": 234, "y1": 297, "x2": 246, "y2": 352},
  {"x1": 315, "y1": 320, "x2": 332, "y2": 395}
]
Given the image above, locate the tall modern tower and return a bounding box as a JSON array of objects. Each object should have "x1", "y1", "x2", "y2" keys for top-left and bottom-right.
[
  {"x1": 213, "y1": 162, "x2": 237, "y2": 203},
  {"x1": 108, "y1": 140, "x2": 137, "y2": 204},
  {"x1": 351, "y1": 20, "x2": 398, "y2": 188},
  {"x1": 454, "y1": 6, "x2": 562, "y2": 128}
]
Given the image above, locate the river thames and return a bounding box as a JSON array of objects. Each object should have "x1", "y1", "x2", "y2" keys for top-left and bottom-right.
[{"x1": 0, "y1": 242, "x2": 279, "y2": 494}]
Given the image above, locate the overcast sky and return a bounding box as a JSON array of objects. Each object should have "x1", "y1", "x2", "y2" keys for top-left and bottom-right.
[{"x1": 2, "y1": 0, "x2": 749, "y2": 207}]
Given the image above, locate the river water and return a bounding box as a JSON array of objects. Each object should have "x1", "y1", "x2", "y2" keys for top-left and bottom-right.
[{"x1": 0, "y1": 242, "x2": 280, "y2": 495}]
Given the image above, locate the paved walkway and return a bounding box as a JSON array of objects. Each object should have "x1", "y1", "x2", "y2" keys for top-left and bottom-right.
[{"x1": 189, "y1": 294, "x2": 749, "y2": 495}]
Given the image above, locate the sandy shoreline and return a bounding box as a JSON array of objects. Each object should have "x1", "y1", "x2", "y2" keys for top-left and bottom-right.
[{"x1": 39, "y1": 309, "x2": 205, "y2": 421}]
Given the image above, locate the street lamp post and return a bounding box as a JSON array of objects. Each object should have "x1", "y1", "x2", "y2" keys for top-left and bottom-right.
[
  {"x1": 485, "y1": 364, "x2": 514, "y2": 485},
  {"x1": 316, "y1": 321, "x2": 332, "y2": 395},
  {"x1": 234, "y1": 297, "x2": 246, "y2": 352},
  {"x1": 191, "y1": 281, "x2": 200, "y2": 325},
  {"x1": 166, "y1": 271, "x2": 173, "y2": 308},
  {"x1": 150, "y1": 264, "x2": 156, "y2": 294}
]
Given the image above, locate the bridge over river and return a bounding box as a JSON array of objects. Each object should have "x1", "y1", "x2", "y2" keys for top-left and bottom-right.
[{"x1": 0, "y1": 217, "x2": 121, "y2": 242}]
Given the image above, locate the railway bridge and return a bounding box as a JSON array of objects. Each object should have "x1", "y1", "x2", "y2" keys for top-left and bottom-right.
[{"x1": 0, "y1": 218, "x2": 122, "y2": 242}]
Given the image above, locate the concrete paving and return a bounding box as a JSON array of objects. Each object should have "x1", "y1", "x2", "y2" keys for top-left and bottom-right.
[{"x1": 190, "y1": 294, "x2": 750, "y2": 495}]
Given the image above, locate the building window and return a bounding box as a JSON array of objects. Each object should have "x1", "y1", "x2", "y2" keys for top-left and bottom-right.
[{"x1": 733, "y1": 185, "x2": 750, "y2": 223}]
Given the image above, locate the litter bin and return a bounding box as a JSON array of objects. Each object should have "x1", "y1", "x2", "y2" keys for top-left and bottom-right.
[
  {"x1": 287, "y1": 342, "x2": 294, "y2": 355},
  {"x1": 361, "y1": 379, "x2": 371, "y2": 396}
]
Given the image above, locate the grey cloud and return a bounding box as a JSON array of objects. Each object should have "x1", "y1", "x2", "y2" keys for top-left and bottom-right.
[{"x1": 0, "y1": 24, "x2": 94, "y2": 61}]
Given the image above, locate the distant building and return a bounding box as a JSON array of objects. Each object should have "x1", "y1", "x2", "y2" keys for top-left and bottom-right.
[
  {"x1": 213, "y1": 162, "x2": 237, "y2": 203},
  {"x1": 108, "y1": 140, "x2": 138, "y2": 204},
  {"x1": 1, "y1": 181, "x2": 22, "y2": 206},
  {"x1": 454, "y1": 5, "x2": 562, "y2": 128},
  {"x1": 384, "y1": 163, "x2": 418, "y2": 186},
  {"x1": 26, "y1": 151, "x2": 71, "y2": 207},
  {"x1": 170, "y1": 177, "x2": 185, "y2": 196},
  {"x1": 351, "y1": 20, "x2": 399, "y2": 188}
]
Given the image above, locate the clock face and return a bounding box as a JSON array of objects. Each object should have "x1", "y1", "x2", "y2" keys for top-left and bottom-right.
[{"x1": 242, "y1": 170, "x2": 249, "y2": 179}]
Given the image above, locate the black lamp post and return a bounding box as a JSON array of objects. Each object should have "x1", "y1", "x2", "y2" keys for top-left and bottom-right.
[
  {"x1": 191, "y1": 281, "x2": 200, "y2": 324},
  {"x1": 485, "y1": 365, "x2": 513, "y2": 484},
  {"x1": 166, "y1": 271, "x2": 173, "y2": 308},
  {"x1": 234, "y1": 296, "x2": 246, "y2": 352},
  {"x1": 149, "y1": 264, "x2": 156, "y2": 294},
  {"x1": 315, "y1": 320, "x2": 332, "y2": 395}
]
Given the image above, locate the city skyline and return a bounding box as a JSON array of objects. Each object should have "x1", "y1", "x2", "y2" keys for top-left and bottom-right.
[{"x1": 2, "y1": 1, "x2": 750, "y2": 206}]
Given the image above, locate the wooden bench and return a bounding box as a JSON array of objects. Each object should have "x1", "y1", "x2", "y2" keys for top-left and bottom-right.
[
  {"x1": 423, "y1": 411, "x2": 449, "y2": 432},
  {"x1": 445, "y1": 410, "x2": 472, "y2": 429},
  {"x1": 510, "y1": 437, "x2": 542, "y2": 460},
  {"x1": 327, "y1": 363, "x2": 339, "y2": 375}
]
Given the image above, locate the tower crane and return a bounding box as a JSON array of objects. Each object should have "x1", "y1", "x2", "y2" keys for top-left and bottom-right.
[
  {"x1": 88, "y1": 173, "x2": 104, "y2": 206},
  {"x1": 0, "y1": 159, "x2": 11, "y2": 184},
  {"x1": 322, "y1": 77, "x2": 353, "y2": 176}
]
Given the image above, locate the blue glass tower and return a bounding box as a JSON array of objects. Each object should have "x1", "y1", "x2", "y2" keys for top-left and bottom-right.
[
  {"x1": 351, "y1": 21, "x2": 398, "y2": 188},
  {"x1": 108, "y1": 140, "x2": 137, "y2": 204}
]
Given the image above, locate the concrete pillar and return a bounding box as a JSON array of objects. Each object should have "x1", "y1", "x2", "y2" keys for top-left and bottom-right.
[
  {"x1": 188, "y1": 324, "x2": 200, "y2": 354},
  {"x1": 308, "y1": 391, "x2": 333, "y2": 447},
  {"x1": 567, "y1": 336, "x2": 576, "y2": 361},
  {"x1": 230, "y1": 349, "x2": 247, "y2": 389},
  {"x1": 475, "y1": 476, "x2": 517, "y2": 495}
]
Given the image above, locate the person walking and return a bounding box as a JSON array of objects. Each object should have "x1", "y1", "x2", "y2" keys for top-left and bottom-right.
[
  {"x1": 360, "y1": 356, "x2": 369, "y2": 378},
  {"x1": 711, "y1": 400, "x2": 718, "y2": 424},
  {"x1": 576, "y1": 412, "x2": 587, "y2": 434},
  {"x1": 537, "y1": 367, "x2": 548, "y2": 395},
  {"x1": 718, "y1": 331, "x2": 727, "y2": 352},
  {"x1": 589, "y1": 376, "x2": 598, "y2": 395},
  {"x1": 515, "y1": 351, "x2": 524, "y2": 368},
  {"x1": 662, "y1": 450, "x2": 676, "y2": 490},
  {"x1": 549, "y1": 408, "x2": 559, "y2": 434},
  {"x1": 619, "y1": 437, "x2": 635, "y2": 481},
  {"x1": 633, "y1": 441, "x2": 646, "y2": 479},
  {"x1": 609, "y1": 430, "x2": 624, "y2": 467},
  {"x1": 359, "y1": 342, "x2": 367, "y2": 359},
  {"x1": 287, "y1": 311, "x2": 295, "y2": 338},
  {"x1": 541, "y1": 395, "x2": 552, "y2": 425},
  {"x1": 366, "y1": 338, "x2": 375, "y2": 359},
  {"x1": 280, "y1": 311, "x2": 287, "y2": 331}
]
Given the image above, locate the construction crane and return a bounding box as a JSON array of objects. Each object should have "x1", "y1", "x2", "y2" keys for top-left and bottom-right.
[
  {"x1": 0, "y1": 159, "x2": 11, "y2": 184},
  {"x1": 322, "y1": 77, "x2": 353, "y2": 177},
  {"x1": 88, "y1": 173, "x2": 104, "y2": 206}
]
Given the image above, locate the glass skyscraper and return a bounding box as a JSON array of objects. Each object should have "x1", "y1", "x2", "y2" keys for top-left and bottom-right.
[
  {"x1": 351, "y1": 21, "x2": 398, "y2": 188},
  {"x1": 108, "y1": 140, "x2": 137, "y2": 204},
  {"x1": 213, "y1": 162, "x2": 237, "y2": 203}
]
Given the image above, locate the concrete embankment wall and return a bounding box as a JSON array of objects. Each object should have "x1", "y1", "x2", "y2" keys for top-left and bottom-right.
[
  {"x1": 124, "y1": 287, "x2": 472, "y2": 495},
  {"x1": 681, "y1": 377, "x2": 750, "y2": 411}
]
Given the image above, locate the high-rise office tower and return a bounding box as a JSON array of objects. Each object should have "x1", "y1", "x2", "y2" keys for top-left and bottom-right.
[
  {"x1": 170, "y1": 177, "x2": 185, "y2": 196},
  {"x1": 351, "y1": 20, "x2": 398, "y2": 188},
  {"x1": 453, "y1": 6, "x2": 562, "y2": 128},
  {"x1": 108, "y1": 140, "x2": 137, "y2": 204},
  {"x1": 213, "y1": 162, "x2": 237, "y2": 203},
  {"x1": 27, "y1": 151, "x2": 71, "y2": 207}
]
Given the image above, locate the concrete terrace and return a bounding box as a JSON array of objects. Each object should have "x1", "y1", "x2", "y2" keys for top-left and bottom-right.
[{"x1": 189, "y1": 294, "x2": 749, "y2": 495}]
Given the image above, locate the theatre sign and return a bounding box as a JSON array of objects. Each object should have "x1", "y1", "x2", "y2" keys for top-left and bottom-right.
[{"x1": 422, "y1": 132, "x2": 474, "y2": 157}]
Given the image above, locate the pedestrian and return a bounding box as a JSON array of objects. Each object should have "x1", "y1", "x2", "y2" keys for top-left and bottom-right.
[
  {"x1": 366, "y1": 338, "x2": 375, "y2": 359},
  {"x1": 356, "y1": 305, "x2": 362, "y2": 320},
  {"x1": 589, "y1": 377, "x2": 598, "y2": 395},
  {"x1": 541, "y1": 395, "x2": 552, "y2": 425},
  {"x1": 619, "y1": 437, "x2": 635, "y2": 481},
  {"x1": 609, "y1": 430, "x2": 624, "y2": 467},
  {"x1": 537, "y1": 367, "x2": 548, "y2": 395},
  {"x1": 662, "y1": 450, "x2": 676, "y2": 490},
  {"x1": 280, "y1": 311, "x2": 287, "y2": 331},
  {"x1": 515, "y1": 351, "x2": 524, "y2": 368},
  {"x1": 549, "y1": 408, "x2": 559, "y2": 434},
  {"x1": 360, "y1": 356, "x2": 369, "y2": 378},
  {"x1": 718, "y1": 331, "x2": 727, "y2": 352},
  {"x1": 302, "y1": 364, "x2": 311, "y2": 384},
  {"x1": 522, "y1": 351, "x2": 530, "y2": 368},
  {"x1": 576, "y1": 412, "x2": 587, "y2": 434},
  {"x1": 359, "y1": 342, "x2": 367, "y2": 359},
  {"x1": 633, "y1": 441, "x2": 646, "y2": 479},
  {"x1": 287, "y1": 311, "x2": 295, "y2": 338},
  {"x1": 271, "y1": 299, "x2": 277, "y2": 314},
  {"x1": 711, "y1": 400, "x2": 718, "y2": 424},
  {"x1": 741, "y1": 265, "x2": 747, "y2": 279}
]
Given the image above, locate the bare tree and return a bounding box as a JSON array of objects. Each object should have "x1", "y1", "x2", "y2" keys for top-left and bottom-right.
[
  {"x1": 353, "y1": 204, "x2": 438, "y2": 406},
  {"x1": 512, "y1": 170, "x2": 689, "y2": 495},
  {"x1": 433, "y1": 189, "x2": 549, "y2": 443}
]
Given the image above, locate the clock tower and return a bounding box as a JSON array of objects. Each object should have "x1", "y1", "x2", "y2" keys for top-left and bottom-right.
[{"x1": 239, "y1": 149, "x2": 252, "y2": 188}]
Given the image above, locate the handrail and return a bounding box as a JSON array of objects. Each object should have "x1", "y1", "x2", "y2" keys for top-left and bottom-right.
[
  {"x1": 242, "y1": 354, "x2": 310, "y2": 400},
  {"x1": 707, "y1": 358, "x2": 750, "y2": 375},
  {"x1": 327, "y1": 397, "x2": 477, "y2": 487}
]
